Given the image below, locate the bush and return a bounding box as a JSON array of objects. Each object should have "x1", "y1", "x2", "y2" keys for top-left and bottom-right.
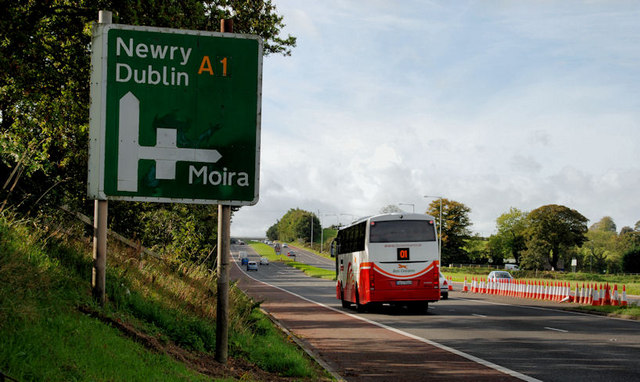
[{"x1": 622, "y1": 247, "x2": 640, "y2": 273}]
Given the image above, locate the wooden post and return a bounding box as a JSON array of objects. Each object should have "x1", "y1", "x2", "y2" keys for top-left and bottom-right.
[
  {"x1": 215, "y1": 18, "x2": 233, "y2": 365},
  {"x1": 92, "y1": 10, "x2": 112, "y2": 306}
]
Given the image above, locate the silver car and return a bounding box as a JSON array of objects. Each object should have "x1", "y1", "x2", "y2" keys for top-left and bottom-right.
[
  {"x1": 487, "y1": 271, "x2": 513, "y2": 282},
  {"x1": 246, "y1": 261, "x2": 258, "y2": 271}
]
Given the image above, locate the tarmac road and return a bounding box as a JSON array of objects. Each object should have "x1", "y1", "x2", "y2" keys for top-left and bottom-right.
[{"x1": 232, "y1": 245, "x2": 640, "y2": 381}]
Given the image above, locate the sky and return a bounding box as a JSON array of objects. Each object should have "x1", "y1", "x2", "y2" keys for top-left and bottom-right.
[{"x1": 231, "y1": 0, "x2": 640, "y2": 238}]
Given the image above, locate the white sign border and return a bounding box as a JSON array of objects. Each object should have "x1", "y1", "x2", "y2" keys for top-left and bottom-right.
[{"x1": 87, "y1": 23, "x2": 262, "y2": 207}]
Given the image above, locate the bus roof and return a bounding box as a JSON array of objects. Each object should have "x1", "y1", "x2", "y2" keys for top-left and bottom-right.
[{"x1": 344, "y1": 213, "x2": 436, "y2": 228}]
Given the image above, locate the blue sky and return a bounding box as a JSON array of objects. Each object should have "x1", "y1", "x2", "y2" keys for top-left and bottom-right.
[{"x1": 231, "y1": 0, "x2": 640, "y2": 237}]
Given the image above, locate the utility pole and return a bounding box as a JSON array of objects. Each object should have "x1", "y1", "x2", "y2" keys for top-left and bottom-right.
[
  {"x1": 310, "y1": 213, "x2": 314, "y2": 250},
  {"x1": 215, "y1": 18, "x2": 234, "y2": 365}
]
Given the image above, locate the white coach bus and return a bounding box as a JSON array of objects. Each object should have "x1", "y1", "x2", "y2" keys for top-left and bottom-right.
[{"x1": 333, "y1": 213, "x2": 440, "y2": 312}]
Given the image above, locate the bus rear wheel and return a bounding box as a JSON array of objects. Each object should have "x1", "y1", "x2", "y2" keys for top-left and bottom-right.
[
  {"x1": 355, "y1": 286, "x2": 366, "y2": 313},
  {"x1": 341, "y1": 289, "x2": 350, "y2": 308}
]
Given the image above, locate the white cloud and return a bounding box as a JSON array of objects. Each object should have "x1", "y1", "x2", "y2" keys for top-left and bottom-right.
[{"x1": 230, "y1": 1, "x2": 640, "y2": 238}]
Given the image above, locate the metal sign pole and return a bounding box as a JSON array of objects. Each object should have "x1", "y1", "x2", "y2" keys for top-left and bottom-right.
[
  {"x1": 215, "y1": 19, "x2": 234, "y2": 365},
  {"x1": 92, "y1": 10, "x2": 113, "y2": 307},
  {"x1": 215, "y1": 204, "x2": 230, "y2": 363}
]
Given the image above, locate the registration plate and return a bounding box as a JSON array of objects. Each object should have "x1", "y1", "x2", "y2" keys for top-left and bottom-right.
[{"x1": 396, "y1": 280, "x2": 412, "y2": 286}]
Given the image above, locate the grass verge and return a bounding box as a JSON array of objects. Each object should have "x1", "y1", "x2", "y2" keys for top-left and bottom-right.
[
  {"x1": 249, "y1": 242, "x2": 335, "y2": 280},
  {"x1": 0, "y1": 212, "x2": 329, "y2": 381}
]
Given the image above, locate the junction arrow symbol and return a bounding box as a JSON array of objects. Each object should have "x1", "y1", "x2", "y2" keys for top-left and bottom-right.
[{"x1": 117, "y1": 91, "x2": 222, "y2": 192}]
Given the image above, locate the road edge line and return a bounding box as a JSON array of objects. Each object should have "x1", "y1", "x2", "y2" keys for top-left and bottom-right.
[{"x1": 233, "y1": 252, "x2": 540, "y2": 382}]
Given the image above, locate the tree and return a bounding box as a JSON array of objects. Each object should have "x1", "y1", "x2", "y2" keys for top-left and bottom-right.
[
  {"x1": 589, "y1": 216, "x2": 617, "y2": 233},
  {"x1": 266, "y1": 223, "x2": 278, "y2": 241},
  {"x1": 275, "y1": 208, "x2": 320, "y2": 243},
  {"x1": 618, "y1": 228, "x2": 640, "y2": 257},
  {"x1": 579, "y1": 229, "x2": 617, "y2": 273},
  {"x1": 1, "y1": 1, "x2": 296, "y2": 262},
  {"x1": 489, "y1": 207, "x2": 528, "y2": 265},
  {"x1": 1, "y1": 1, "x2": 296, "y2": 213},
  {"x1": 580, "y1": 217, "x2": 625, "y2": 273},
  {"x1": 620, "y1": 226, "x2": 634, "y2": 235},
  {"x1": 380, "y1": 204, "x2": 402, "y2": 214},
  {"x1": 521, "y1": 204, "x2": 588, "y2": 270},
  {"x1": 464, "y1": 235, "x2": 490, "y2": 263},
  {"x1": 622, "y1": 247, "x2": 640, "y2": 273},
  {"x1": 426, "y1": 198, "x2": 472, "y2": 264}
]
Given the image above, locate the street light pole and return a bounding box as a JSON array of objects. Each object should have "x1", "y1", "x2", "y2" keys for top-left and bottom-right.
[
  {"x1": 340, "y1": 213, "x2": 355, "y2": 224},
  {"x1": 320, "y1": 212, "x2": 338, "y2": 253},
  {"x1": 424, "y1": 195, "x2": 443, "y2": 262},
  {"x1": 398, "y1": 203, "x2": 415, "y2": 213}
]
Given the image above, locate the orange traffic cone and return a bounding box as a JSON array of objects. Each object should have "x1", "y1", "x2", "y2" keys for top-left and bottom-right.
[
  {"x1": 612, "y1": 284, "x2": 619, "y2": 306},
  {"x1": 603, "y1": 284, "x2": 611, "y2": 306},
  {"x1": 592, "y1": 284, "x2": 600, "y2": 306},
  {"x1": 448, "y1": 276, "x2": 453, "y2": 291},
  {"x1": 576, "y1": 283, "x2": 581, "y2": 304},
  {"x1": 463, "y1": 276, "x2": 469, "y2": 292},
  {"x1": 536, "y1": 281, "x2": 543, "y2": 299},
  {"x1": 621, "y1": 285, "x2": 628, "y2": 307}
]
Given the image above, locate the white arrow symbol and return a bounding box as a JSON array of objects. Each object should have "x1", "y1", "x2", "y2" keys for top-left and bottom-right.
[{"x1": 117, "y1": 91, "x2": 222, "y2": 192}]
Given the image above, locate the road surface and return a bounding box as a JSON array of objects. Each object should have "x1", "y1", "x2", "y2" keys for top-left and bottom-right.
[{"x1": 232, "y1": 245, "x2": 640, "y2": 381}]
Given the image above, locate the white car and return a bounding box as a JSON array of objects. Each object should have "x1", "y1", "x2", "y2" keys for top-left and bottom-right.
[
  {"x1": 439, "y1": 272, "x2": 449, "y2": 300},
  {"x1": 487, "y1": 271, "x2": 513, "y2": 282},
  {"x1": 246, "y1": 261, "x2": 258, "y2": 271},
  {"x1": 260, "y1": 257, "x2": 269, "y2": 265}
]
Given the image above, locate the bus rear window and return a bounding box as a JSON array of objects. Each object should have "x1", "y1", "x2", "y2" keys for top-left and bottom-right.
[{"x1": 369, "y1": 220, "x2": 436, "y2": 243}]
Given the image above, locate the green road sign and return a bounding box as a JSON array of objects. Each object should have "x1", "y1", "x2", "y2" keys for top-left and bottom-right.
[{"x1": 88, "y1": 24, "x2": 262, "y2": 205}]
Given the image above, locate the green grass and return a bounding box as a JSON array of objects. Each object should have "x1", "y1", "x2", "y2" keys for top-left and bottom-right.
[
  {"x1": 249, "y1": 242, "x2": 335, "y2": 280},
  {"x1": 0, "y1": 214, "x2": 328, "y2": 381},
  {"x1": 571, "y1": 304, "x2": 640, "y2": 319},
  {"x1": 0, "y1": 216, "x2": 208, "y2": 381}
]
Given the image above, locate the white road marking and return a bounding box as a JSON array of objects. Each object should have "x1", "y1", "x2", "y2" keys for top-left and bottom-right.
[
  {"x1": 472, "y1": 313, "x2": 487, "y2": 318},
  {"x1": 544, "y1": 327, "x2": 569, "y2": 333},
  {"x1": 232, "y1": 250, "x2": 540, "y2": 382}
]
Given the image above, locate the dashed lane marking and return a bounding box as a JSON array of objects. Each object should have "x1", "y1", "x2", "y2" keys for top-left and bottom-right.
[{"x1": 232, "y1": 255, "x2": 541, "y2": 382}]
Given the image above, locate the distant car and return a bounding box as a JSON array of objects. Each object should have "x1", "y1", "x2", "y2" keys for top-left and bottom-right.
[
  {"x1": 260, "y1": 257, "x2": 269, "y2": 265},
  {"x1": 487, "y1": 271, "x2": 513, "y2": 282},
  {"x1": 282, "y1": 243, "x2": 288, "y2": 248},
  {"x1": 504, "y1": 264, "x2": 519, "y2": 271},
  {"x1": 241, "y1": 257, "x2": 249, "y2": 266},
  {"x1": 439, "y1": 272, "x2": 449, "y2": 300},
  {"x1": 287, "y1": 251, "x2": 296, "y2": 257},
  {"x1": 246, "y1": 261, "x2": 258, "y2": 271}
]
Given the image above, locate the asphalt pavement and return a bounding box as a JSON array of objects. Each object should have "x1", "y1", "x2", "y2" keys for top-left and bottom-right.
[{"x1": 232, "y1": 244, "x2": 640, "y2": 382}]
